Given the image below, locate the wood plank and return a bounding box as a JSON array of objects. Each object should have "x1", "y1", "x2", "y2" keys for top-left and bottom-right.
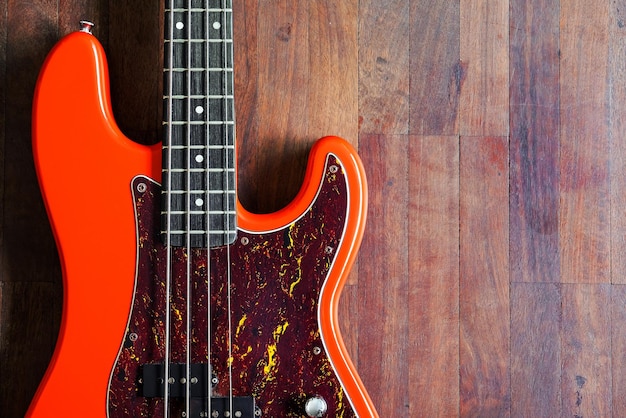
[
  {"x1": 561, "y1": 284, "x2": 611, "y2": 417},
  {"x1": 510, "y1": 283, "x2": 561, "y2": 417},
  {"x1": 107, "y1": 0, "x2": 162, "y2": 145},
  {"x1": 59, "y1": 0, "x2": 107, "y2": 40},
  {"x1": 460, "y1": 136, "x2": 510, "y2": 416},
  {"x1": 610, "y1": 0, "x2": 626, "y2": 284},
  {"x1": 337, "y1": 283, "x2": 359, "y2": 367},
  {"x1": 408, "y1": 136, "x2": 459, "y2": 416},
  {"x1": 307, "y1": 0, "x2": 358, "y2": 144},
  {"x1": 559, "y1": 0, "x2": 610, "y2": 284},
  {"x1": 233, "y1": 0, "x2": 260, "y2": 210},
  {"x1": 358, "y1": 0, "x2": 410, "y2": 134},
  {"x1": 409, "y1": 1, "x2": 460, "y2": 136},
  {"x1": 611, "y1": 285, "x2": 626, "y2": 412},
  {"x1": 2, "y1": 0, "x2": 60, "y2": 284},
  {"x1": 459, "y1": 0, "x2": 509, "y2": 136},
  {"x1": 358, "y1": 134, "x2": 408, "y2": 417},
  {"x1": 509, "y1": 0, "x2": 560, "y2": 283},
  {"x1": 244, "y1": 1, "x2": 310, "y2": 213},
  {"x1": 0, "y1": 282, "x2": 62, "y2": 418},
  {"x1": 0, "y1": 0, "x2": 7, "y2": 251}
]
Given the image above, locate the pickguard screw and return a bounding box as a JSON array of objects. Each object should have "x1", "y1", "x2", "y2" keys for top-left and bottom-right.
[
  {"x1": 129, "y1": 333, "x2": 138, "y2": 342},
  {"x1": 325, "y1": 246, "x2": 334, "y2": 254},
  {"x1": 313, "y1": 346, "x2": 322, "y2": 355},
  {"x1": 211, "y1": 376, "x2": 219, "y2": 385},
  {"x1": 241, "y1": 236, "x2": 249, "y2": 245},
  {"x1": 137, "y1": 183, "x2": 147, "y2": 193},
  {"x1": 329, "y1": 165, "x2": 339, "y2": 173},
  {"x1": 254, "y1": 407, "x2": 262, "y2": 416}
]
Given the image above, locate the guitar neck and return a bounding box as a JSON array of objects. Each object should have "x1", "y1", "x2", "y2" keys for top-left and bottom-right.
[{"x1": 161, "y1": 0, "x2": 237, "y2": 248}]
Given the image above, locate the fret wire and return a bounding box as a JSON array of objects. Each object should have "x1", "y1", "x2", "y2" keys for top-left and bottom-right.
[
  {"x1": 166, "y1": 39, "x2": 233, "y2": 43},
  {"x1": 164, "y1": 211, "x2": 236, "y2": 215},
  {"x1": 163, "y1": 121, "x2": 234, "y2": 125},
  {"x1": 165, "y1": 95, "x2": 234, "y2": 99},
  {"x1": 161, "y1": 230, "x2": 237, "y2": 235},
  {"x1": 166, "y1": 190, "x2": 237, "y2": 194},
  {"x1": 165, "y1": 68, "x2": 233, "y2": 72},
  {"x1": 162, "y1": 0, "x2": 236, "y2": 248}
]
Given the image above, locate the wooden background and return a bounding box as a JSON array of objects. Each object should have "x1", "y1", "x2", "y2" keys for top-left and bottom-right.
[{"x1": 1, "y1": 0, "x2": 625, "y2": 417}]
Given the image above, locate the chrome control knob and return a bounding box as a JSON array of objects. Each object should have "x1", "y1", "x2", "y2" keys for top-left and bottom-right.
[{"x1": 305, "y1": 396, "x2": 328, "y2": 417}]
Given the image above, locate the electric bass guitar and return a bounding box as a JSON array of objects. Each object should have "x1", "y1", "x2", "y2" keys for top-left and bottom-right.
[{"x1": 27, "y1": 1, "x2": 378, "y2": 417}]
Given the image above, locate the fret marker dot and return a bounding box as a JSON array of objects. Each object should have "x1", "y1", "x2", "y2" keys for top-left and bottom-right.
[
  {"x1": 213, "y1": 22, "x2": 222, "y2": 30},
  {"x1": 195, "y1": 106, "x2": 204, "y2": 114},
  {"x1": 195, "y1": 154, "x2": 204, "y2": 163},
  {"x1": 176, "y1": 22, "x2": 184, "y2": 30},
  {"x1": 195, "y1": 198, "x2": 204, "y2": 207}
]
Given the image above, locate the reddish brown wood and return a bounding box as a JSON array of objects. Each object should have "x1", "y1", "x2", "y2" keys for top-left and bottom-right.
[
  {"x1": 459, "y1": 0, "x2": 509, "y2": 136},
  {"x1": 610, "y1": 0, "x2": 626, "y2": 284},
  {"x1": 561, "y1": 284, "x2": 612, "y2": 417},
  {"x1": 107, "y1": 0, "x2": 162, "y2": 145},
  {"x1": 0, "y1": 282, "x2": 62, "y2": 418},
  {"x1": 307, "y1": 1, "x2": 358, "y2": 144},
  {"x1": 510, "y1": 283, "x2": 561, "y2": 417},
  {"x1": 460, "y1": 136, "x2": 510, "y2": 417},
  {"x1": 1, "y1": 2, "x2": 63, "y2": 413},
  {"x1": 409, "y1": 2, "x2": 460, "y2": 136},
  {"x1": 358, "y1": 0, "x2": 410, "y2": 134},
  {"x1": 408, "y1": 136, "x2": 459, "y2": 416},
  {"x1": 611, "y1": 285, "x2": 626, "y2": 412},
  {"x1": 358, "y1": 134, "x2": 409, "y2": 417},
  {"x1": 4, "y1": 1, "x2": 626, "y2": 417},
  {"x1": 509, "y1": 0, "x2": 560, "y2": 283},
  {"x1": 559, "y1": 0, "x2": 610, "y2": 284},
  {"x1": 233, "y1": 0, "x2": 260, "y2": 212}
]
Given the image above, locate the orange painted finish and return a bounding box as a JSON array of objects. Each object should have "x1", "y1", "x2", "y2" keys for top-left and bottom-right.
[{"x1": 27, "y1": 31, "x2": 377, "y2": 417}]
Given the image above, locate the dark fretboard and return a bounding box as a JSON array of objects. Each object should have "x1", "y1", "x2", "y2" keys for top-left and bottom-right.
[{"x1": 161, "y1": 0, "x2": 236, "y2": 248}]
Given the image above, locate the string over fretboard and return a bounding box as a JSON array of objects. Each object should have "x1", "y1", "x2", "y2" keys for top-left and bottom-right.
[{"x1": 161, "y1": 0, "x2": 236, "y2": 248}]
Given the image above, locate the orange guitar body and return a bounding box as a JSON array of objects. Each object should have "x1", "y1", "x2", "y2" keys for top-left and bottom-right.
[{"x1": 27, "y1": 31, "x2": 377, "y2": 417}]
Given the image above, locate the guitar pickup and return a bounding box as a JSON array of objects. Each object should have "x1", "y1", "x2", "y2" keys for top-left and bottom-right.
[{"x1": 141, "y1": 363, "x2": 210, "y2": 398}]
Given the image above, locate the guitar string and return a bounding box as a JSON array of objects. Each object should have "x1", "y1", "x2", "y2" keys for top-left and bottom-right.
[
  {"x1": 223, "y1": 1, "x2": 235, "y2": 414},
  {"x1": 184, "y1": 2, "x2": 193, "y2": 417},
  {"x1": 164, "y1": 0, "x2": 176, "y2": 415},
  {"x1": 204, "y1": 0, "x2": 214, "y2": 415}
]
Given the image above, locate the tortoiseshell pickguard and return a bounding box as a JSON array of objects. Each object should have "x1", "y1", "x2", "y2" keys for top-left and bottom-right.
[{"x1": 107, "y1": 156, "x2": 357, "y2": 418}]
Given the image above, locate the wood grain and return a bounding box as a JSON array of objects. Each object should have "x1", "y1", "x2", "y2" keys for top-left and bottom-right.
[
  {"x1": 0, "y1": 282, "x2": 62, "y2": 418},
  {"x1": 611, "y1": 285, "x2": 626, "y2": 412},
  {"x1": 3, "y1": 1, "x2": 626, "y2": 417},
  {"x1": 358, "y1": 134, "x2": 409, "y2": 417},
  {"x1": 107, "y1": 0, "x2": 162, "y2": 145},
  {"x1": 460, "y1": 136, "x2": 510, "y2": 417},
  {"x1": 408, "y1": 136, "x2": 459, "y2": 416},
  {"x1": 358, "y1": 0, "x2": 410, "y2": 134},
  {"x1": 559, "y1": 0, "x2": 610, "y2": 284},
  {"x1": 509, "y1": 0, "x2": 560, "y2": 283},
  {"x1": 561, "y1": 284, "x2": 612, "y2": 417},
  {"x1": 409, "y1": 1, "x2": 460, "y2": 136},
  {"x1": 510, "y1": 283, "x2": 561, "y2": 417},
  {"x1": 610, "y1": 0, "x2": 626, "y2": 284},
  {"x1": 459, "y1": 0, "x2": 509, "y2": 137}
]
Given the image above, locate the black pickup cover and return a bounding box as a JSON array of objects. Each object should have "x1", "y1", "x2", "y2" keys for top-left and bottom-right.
[{"x1": 141, "y1": 363, "x2": 256, "y2": 416}]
